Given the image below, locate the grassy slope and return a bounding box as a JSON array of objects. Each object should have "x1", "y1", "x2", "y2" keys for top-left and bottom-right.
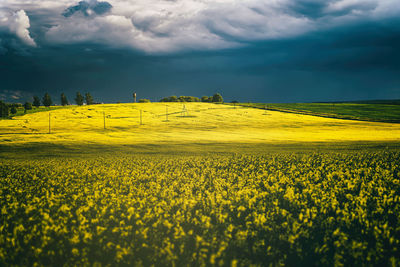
[{"x1": 236, "y1": 103, "x2": 400, "y2": 123}]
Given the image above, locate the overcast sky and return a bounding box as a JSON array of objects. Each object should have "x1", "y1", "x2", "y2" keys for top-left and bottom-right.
[{"x1": 1, "y1": 0, "x2": 399, "y2": 103}]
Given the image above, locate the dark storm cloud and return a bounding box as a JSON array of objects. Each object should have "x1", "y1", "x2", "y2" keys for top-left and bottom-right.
[
  {"x1": 1, "y1": 21, "x2": 399, "y2": 104},
  {"x1": 286, "y1": 1, "x2": 327, "y2": 18},
  {"x1": 243, "y1": 20, "x2": 400, "y2": 73},
  {"x1": 0, "y1": 0, "x2": 399, "y2": 103},
  {"x1": 62, "y1": 0, "x2": 112, "y2": 17}
]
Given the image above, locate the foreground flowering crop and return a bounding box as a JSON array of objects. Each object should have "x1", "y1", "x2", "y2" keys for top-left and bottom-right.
[{"x1": 1, "y1": 151, "x2": 399, "y2": 265}]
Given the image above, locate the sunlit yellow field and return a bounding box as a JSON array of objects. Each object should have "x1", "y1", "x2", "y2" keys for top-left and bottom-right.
[
  {"x1": 2, "y1": 103, "x2": 400, "y2": 266},
  {"x1": 1, "y1": 102, "x2": 400, "y2": 146}
]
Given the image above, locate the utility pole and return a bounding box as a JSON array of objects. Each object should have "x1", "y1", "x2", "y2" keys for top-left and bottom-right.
[
  {"x1": 140, "y1": 109, "x2": 143, "y2": 125},
  {"x1": 182, "y1": 104, "x2": 187, "y2": 117},
  {"x1": 103, "y1": 111, "x2": 106, "y2": 129},
  {"x1": 133, "y1": 92, "x2": 137, "y2": 103},
  {"x1": 48, "y1": 112, "x2": 51, "y2": 134},
  {"x1": 166, "y1": 105, "x2": 169, "y2": 121}
]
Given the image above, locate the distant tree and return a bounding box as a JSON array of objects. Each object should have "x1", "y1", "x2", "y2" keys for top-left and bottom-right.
[
  {"x1": 212, "y1": 93, "x2": 223, "y2": 103},
  {"x1": 201, "y1": 96, "x2": 210, "y2": 102},
  {"x1": 85, "y1": 93, "x2": 94, "y2": 105},
  {"x1": 10, "y1": 106, "x2": 17, "y2": 114},
  {"x1": 61, "y1": 93, "x2": 69, "y2": 106},
  {"x1": 24, "y1": 102, "x2": 32, "y2": 113},
  {"x1": 160, "y1": 96, "x2": 178, "y2": 102},
  {"x1": 160, "y1": 95, "x2": 201, "y2": 102},
  {"x1": 176, "y1": 96, "x2": 199, "y2": 102},
  {"x1": 75, "y1": 92, "x2": 84, "y2": 106},
  {"x1": 10, "y1": 103, "x2": 22, "y2": 108},
  {"x1": 42, "y1": 93, "x2": 53, "y2": 107},
  {"x1": 139, "y1": 99, "x2": 151, "y2": 103},
  {"x1": 0, "y1": 101, "x2": 9, "y2": 118},
  {"x1": 231, "y1": 100, "x2": 239, "y2": 103},
  {"x1": 33, "y1": 96, "x2": 41, "y2": 108}
]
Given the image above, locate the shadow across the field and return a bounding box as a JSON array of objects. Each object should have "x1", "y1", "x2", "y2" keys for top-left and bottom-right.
[{"x1": 1, "y1": 141, "x2": 400, "y2": 159}]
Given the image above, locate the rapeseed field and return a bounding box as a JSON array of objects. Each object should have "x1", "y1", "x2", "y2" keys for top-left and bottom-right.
[
  {"x1": 1, "y1": 103, "x2": 400, "y2": 265},
  {"x1": 1, "y1": 103, "x2": 400, "y2": 145},
  {"x1": 1, "y1": 152, "x2": 399, "y2": 266}
]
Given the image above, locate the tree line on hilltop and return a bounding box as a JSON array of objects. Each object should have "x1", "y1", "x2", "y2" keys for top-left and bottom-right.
[
  {"x1": 0, "y1": 92, "x2": 224, "y2": 118},
  {"x1": 160, "y1": 93, "x2": 223, "y2": 103},
  {"x1": 0, "y1": 92, "x2": 95, "y2": 118}
]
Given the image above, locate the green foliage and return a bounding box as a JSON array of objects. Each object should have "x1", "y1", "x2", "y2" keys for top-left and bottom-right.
[
  {"x1": 1, "y1": 151, "x2": 399, "y2": 266},
  {"x1": 212, "y1": 93, "x2": 223, "y2": 103},
  {"x1": 85, "y1": 93, "x2": 94, "y2": 105},
  {"x1": 33, "y1": 96, "x2": 41, "y2": 108},
  {"x1": 178, "y1": 96, "x2": 200, "y2": 102},
  {"x1": 240, "y1": 103, "x2": 400, "y2": 123},
  {"x1": 24, "y1": 102, "x2": 32, "y2": 113},
  {"x1": 10, "y1": 106, "x2": 17, "y2": 114},
  {"x1": 61, "y1": 93, "x2": 69, "y2": 106},
  {"x1": 201, "y1": 96, "x2": 211, "y2": 102},
  {"x1": 160, "y1": 95, "x2": 178, "y2": 102},
  {"x1": 139, "y1": 99, "x2": 151, "y2": 103},
  {"x1": 75, "y1": 92, "x2": 84, "y2": 106},
  {"x1": 42, "y1": 93, "x2": 53, "y2": 107},
  {"x1": 10, "y1": 103, "x2": 22, "y2": 108},
  {"x1": 200, "y1": 94, "x2": 223, "y2": 103},
  {"x1": 0, "y1": 101, "x2": 9, "y2": 118},
  {"x1": 160, "y1": 96, "x2": 200, "y2": 102}
]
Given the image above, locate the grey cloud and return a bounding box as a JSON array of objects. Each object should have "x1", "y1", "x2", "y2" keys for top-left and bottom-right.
[
  {"x1": 325, "y1": 0, "x2": 378, "y2": 13},
  {"x1": 9, "y1": 10, "x2": 36, "y2": 46},
  {"x1": 0, "y1": 90, "x2": 24, "y2": 101},
  {"x1": 0, "y1": 9, "x2": 36, "y2": 47},
  {"x1": 62, "y1": 0, "x2": 112, "y2": 17},
  {"x1": 48, "y1": 1, "x2": 315, "y2": 53},
  {"x1": 1, "y1": 0, "x2": 400, "y2": 54}
]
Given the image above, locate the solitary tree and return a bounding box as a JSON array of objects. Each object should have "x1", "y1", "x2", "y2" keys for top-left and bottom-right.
[
  {"x1": 33, "y1": 96, "x2": 41, "y2": 108},
  {"x1": 75, "y1": 92, "x2": 84, "y2": 106},
  {"x1": 0, "y1": 101, "x2": 9, "y2": 118},
  {"x1": 85, "y1": 93, "x2": 94, "y2": 105},
  {"x1": 212, "y1": 93, "x2": 223, "y2": 103},
  {"x1": 42, "y1": 93, "x2": 53, "y2": 107},
  {"x1": 24, "y1": 102, "x2": 32, "y2": 113},
  {"x1": 61, "y1": 93, "x2": 69, "y2": 106}
]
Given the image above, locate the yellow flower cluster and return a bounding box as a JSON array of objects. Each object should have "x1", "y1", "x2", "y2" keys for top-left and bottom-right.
[{"x1": 0, "y1": 151, "x2": 399, "y2": 265}]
